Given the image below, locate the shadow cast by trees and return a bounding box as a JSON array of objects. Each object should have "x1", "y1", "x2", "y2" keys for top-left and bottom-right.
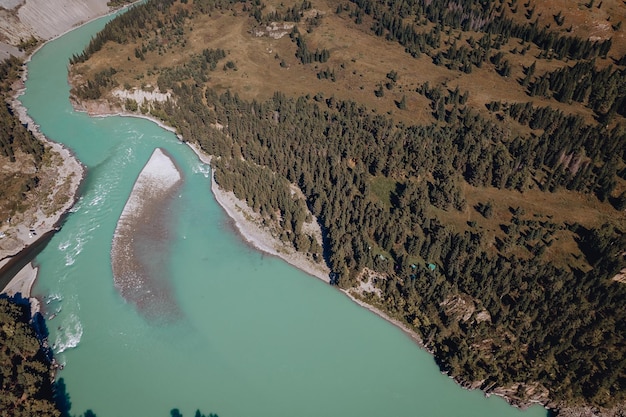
[
  {"x1": 53, "y1": 378, "x2": 72, "y2": 417},
  {"x1": 171, "y1": 409, "x2": 219, "y2": 417},
  {"x1": 53, "y1": 381, "x2": 218, "y2": 417}
]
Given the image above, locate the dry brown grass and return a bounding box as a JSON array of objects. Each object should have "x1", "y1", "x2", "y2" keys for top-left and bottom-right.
[
  {"x1": 0, "y1": 151, "x2": 38, "y2": 219},
  {"x1": 0, "y1": 146, "x2": 77, "y2": 232},
  {"x1": 435, "y1": 182, "x2": 625, "y2": 269},
  {"x1": 503, "y1": 0, "x2": 626, "y2": 60},
  {"x1": 71, "y1": 0, "x2": 626, "y2": 268},
  {"x1": 73, "y1": 0, "x2": 626, "y2": 130}
]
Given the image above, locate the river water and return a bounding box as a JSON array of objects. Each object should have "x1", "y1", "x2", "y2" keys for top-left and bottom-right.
[{"x1": 19, "y1": 12, "x2": 548, "y2": 417}]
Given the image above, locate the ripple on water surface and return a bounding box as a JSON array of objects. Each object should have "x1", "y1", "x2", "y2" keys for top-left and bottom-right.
[{"x1": 22, "y1": 12, "x2": 549, "y2": 416}]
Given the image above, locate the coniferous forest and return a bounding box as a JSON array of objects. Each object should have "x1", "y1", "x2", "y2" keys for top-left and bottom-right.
[
  {"x1": 69, "y1": 0, "x2": 625, "y2": 412},
  {"x1": 0, "y1": 57, "x2": 45, "y2": 221},
  {"x1": 0, "y1": 297, "x2": 59, "y2": 416}
]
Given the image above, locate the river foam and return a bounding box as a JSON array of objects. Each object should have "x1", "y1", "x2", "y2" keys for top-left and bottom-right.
[{"x1": 54, "y1": 312, "x2": 83, "y2": 353}]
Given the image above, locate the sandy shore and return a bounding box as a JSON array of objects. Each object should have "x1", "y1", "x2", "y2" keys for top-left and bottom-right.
[
  {"x1": 1, "y1": 262, "x2": 41, "y2": 317},
  {"x1": 2, "y1": 262, "x2": 38, "y2": 297},
  {"x1": 204, "y1": 158, "x2": 331, "y2": 284}
]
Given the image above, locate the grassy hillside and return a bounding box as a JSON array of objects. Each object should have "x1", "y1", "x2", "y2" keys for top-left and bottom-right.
[{"x1": 69, "y1": 0, "x2": 626, "y2": 412}]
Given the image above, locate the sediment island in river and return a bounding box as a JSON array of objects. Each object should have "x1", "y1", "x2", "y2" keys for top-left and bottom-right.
[{"x1": 111, "y1": 147, "x2": 183, "y2": 319}]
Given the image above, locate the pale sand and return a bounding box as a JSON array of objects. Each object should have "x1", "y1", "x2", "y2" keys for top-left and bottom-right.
[
  {"x1": 1, "y1": 261, "x2": 41, "y2": 316},
  {"x1": 113, "y1": 148, "x2": 182, "y2": 221},
  {"x1": 210, "y1": 165, "x2": 331, "y2": 284},
  {"x1": 2, "y1": 261, "x2": 37, "y2": 297},
  {"x1": 111, "y1": 148, "x2": 183, "y2": 318}
]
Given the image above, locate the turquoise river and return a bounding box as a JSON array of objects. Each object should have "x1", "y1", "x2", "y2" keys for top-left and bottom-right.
[{"x1": 19, "y1": 11, "x2": 548, "y2": 417}]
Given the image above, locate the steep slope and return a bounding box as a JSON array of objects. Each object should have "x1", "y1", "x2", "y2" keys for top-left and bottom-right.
[{"x1": 0, "y1": 0, "x2": 128, "y2": 59}]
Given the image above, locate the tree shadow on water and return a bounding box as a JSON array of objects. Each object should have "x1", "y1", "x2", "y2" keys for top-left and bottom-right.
[
  {"x1": 53, "y1": 383, "x2": 217, "y2": 417},
  {"x1": 52, "y1": 378, "x2": 100, "y2": 417},
  {"x1": 53, "y1": 378, "x2": 71, "y2": 417},
  {"x1": 171, "y1": 409, "x2": 219, "y2": 417}
]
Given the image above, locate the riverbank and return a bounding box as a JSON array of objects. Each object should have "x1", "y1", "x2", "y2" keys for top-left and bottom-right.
[
  {"x1": 68, "y1": 92, "x2": 559, "y2": 411},
  {"x1": 1, "y1": 262, "x2": 41, "y2": 316},
  {"x1": 68, "y1": 97, "x2": 336, "y2": 285},
  {"x1": 190, "y1": 144, "x2": 310, "y2": 269},
  {"x1": 75, "y1": 98, "x2": 421, "y2": 333},
  {"x1": 0, "y1": 0, "x2": 142, "y2": 299},
  {"x1": 0, "y1": 68, "x2": 85, "y2": 300},
  {"x1": 2, "y1": 262, "x2": 38, "y2": 297},
  {"x1": 206, "y1": 154, "x2": 332, "y2": 285}
]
